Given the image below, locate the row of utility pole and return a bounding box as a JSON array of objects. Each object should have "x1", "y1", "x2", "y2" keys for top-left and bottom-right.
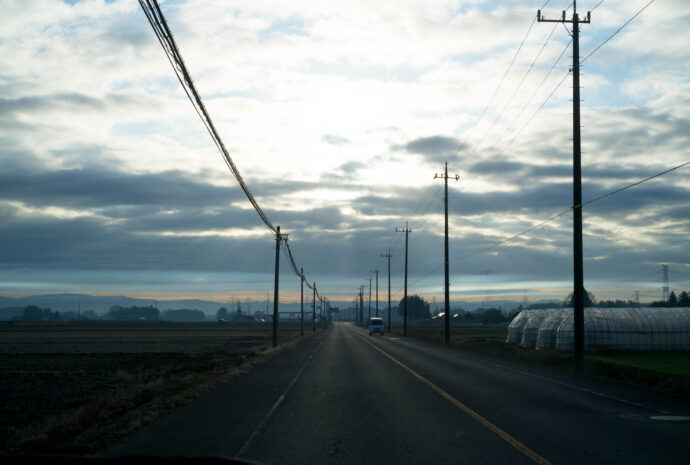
[
  {"x1": 271, "y1": 227, "x2": 330, "y2": 349},
  {"x1": 354, "y1": 4, "x2": 592, "y2": 375}
]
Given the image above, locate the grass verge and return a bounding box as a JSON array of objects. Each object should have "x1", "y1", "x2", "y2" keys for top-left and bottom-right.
[{"x1": 389, "y1": 324, "x2": 690, "y2": 400}]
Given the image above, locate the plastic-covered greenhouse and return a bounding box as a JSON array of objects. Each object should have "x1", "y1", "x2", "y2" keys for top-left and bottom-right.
[{"x1": 507, "y1": 307, "x2": 690, "y2": 351}]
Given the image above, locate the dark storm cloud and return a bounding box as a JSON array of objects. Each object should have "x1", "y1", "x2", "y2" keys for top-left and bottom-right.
[
  {"x1": 0, "y1": 166, "x2": 245, "y2": 209},
  {"x1": 0, "y1": 158, "x2": 371, "y2": 274},
  {"x1": 392, "y1": 135, "x2": 466, "y2": 164},
  {"x1": 272, "y1": 206, "x2": 347, "y2": 230},
  {"x1": 468, "y1": 159, "x2": 676, "y2": 184},
  {"x1": 0, "y1": 209, "x2": 274, "y2": 272},
  {"x1": 581, "y1": 180, "x2": 690, "y2": 218},
  {"x1": 352, "y1": 182, "x2": 573, "y2": 218}
]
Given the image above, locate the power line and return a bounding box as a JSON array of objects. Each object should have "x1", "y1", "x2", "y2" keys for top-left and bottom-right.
[
  {"x1": 140, "y1": 0, "x2": 322, "y2": 302},
  {"x1": 591, "y1": 0, "x2": 605, "y2": 12},
  {"x1": 452, "y1": 160, "x2": 690, "y2": 265},
  {"x1": 465, "y1": 20, "x2": 562, "y2": 161},
  {"x1": 486, "y1": 69, "x2": 571, "y2": 168},
  {"x1": 580, "y1": 0, "x2": 655, "y2": 64},
  {"x1": 139, "y1": 0, "x2": 276, "y2": 234},
  {"x1": 581, "y1": 161, "x2": 689, "y2": 208},
  {"x1": 480, "y1": 23, "x2": 564, "y2": 153},
  {"x1": 450, "y1": 1, "x2": 551, "y2": 164},
  {"x1": 408, "y1": 160, "x2": 689, "y2": 286}
]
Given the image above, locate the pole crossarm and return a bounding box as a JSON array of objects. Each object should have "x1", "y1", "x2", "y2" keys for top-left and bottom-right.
[{"x1": 537, "y1": 9, "x2": 590, "y2": 24}]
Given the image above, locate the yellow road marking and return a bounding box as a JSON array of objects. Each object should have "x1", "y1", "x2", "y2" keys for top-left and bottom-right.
[{"x1": 355, "y1": 330, "x2": 553, "y2": 465}]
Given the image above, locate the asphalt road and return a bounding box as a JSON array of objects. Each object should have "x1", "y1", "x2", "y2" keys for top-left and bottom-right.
[{"x1": 107, "y1": 322, "x2": 690, "y2": 464}]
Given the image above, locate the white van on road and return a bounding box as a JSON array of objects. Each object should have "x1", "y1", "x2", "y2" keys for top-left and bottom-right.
[{"x1": 369, "y1": 317, "x2": 384, "y2": 335}]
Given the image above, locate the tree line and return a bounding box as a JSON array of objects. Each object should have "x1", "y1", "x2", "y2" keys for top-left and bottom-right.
[{"x1": 9, "y1": 305, "x2": 207, "y2": 322}]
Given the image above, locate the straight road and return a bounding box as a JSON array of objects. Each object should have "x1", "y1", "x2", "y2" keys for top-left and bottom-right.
[{"x1": 108, "y1": 322, "x2": 690, "y2": 464}]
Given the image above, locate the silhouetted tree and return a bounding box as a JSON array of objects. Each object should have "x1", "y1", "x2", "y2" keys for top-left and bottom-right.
[
  {"x1": 564, "y1": 289, "x2": 595, "y2": 307},
  {"x1": 217, "y1": 307, "x2": 228, "y2": 321},
  {"x1": 526, "y1": 302, "x2": 561, "y2": 310},
  {"x1": 21, "y1": 305, "x2": 51, "y2": 321},
  {"x1": 669, "y1": 291, "x2": 678, "y2": 306},
  {"x1": 679, "y1": 291, "x2": 690, "y2": 307},
  {"x1": 108, "y1": 305, "x2": 158, "y2": 321},
  {"x1": 398, "y1": 294, "x2": 430, "y2": 320}
]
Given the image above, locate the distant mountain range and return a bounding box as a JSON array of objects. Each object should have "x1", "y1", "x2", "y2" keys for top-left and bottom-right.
[
  {"x1": 0, "y1": 293, "x2": 562, "y2": 320},
  {"x1": 0, "y1": 293, "x2": 241, "y2": 316}
]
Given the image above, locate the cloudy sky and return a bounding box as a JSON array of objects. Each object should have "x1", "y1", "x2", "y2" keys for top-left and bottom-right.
[{"x1": 1, "y1": 0, "x2": 689, "y2": 305}]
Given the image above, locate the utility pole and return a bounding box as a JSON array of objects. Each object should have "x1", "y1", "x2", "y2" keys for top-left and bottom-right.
[
  {"x1": 359, "y1": 285, "x2": 364, "y2": 325},
  {"x1": 300, "y1": 268, "x2": 304, "y2": 336},
  {"x1": 435, "y1": 162, "x2": 459, "y2": 345},
  {"x1": 367, "y1": 276, "x2": 372, "y2": 322},
  {"x1": 538, "y1": 2, "x2": 590, "y2": 373},
  {"x1": 312, "y1": 282, "x2": 316, "y2": 332},
  {"x1": 371, "y1": 268, "x2": 379, "y2": 317},
  {"x1": 381, "y1": 250, "x2": 392, "y2": 332},
  {"x1": 396, "y1": 222, "x2": 412, "y2": 336},
  {"x1": 272, "y1": 226, "x2": 283, "y2": 348}
]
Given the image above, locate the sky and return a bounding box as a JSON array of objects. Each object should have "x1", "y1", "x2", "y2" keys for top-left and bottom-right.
[{"x1": 1, "y1": 0, "x2": 689, "y2": 306}]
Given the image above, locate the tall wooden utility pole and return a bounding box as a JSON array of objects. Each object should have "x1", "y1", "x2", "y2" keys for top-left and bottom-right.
[
  {"x1": 381, "y1": 250, "x2": 392, "y2": 332},
  {"x1": 359, "y1": 286, "x2": 364, "y2": 324},
  {"x1": 272, "y1": 226, "x2": 282, "y2": 348},
  {"x1": 367, "y1": 277, "x2": 372, "y2": 322},
  {"x1": 312, "y1": 282, "x2": 316, "y2": 332},
  {"x1": 371, "y1": 268, "x2": 379, "y2": 317},
  {"x1": 435, "y1": 162, "x2": 459, "y2": 345},
  {"x1": 300, "y1": 267, "x2": 304, "y2": 336},
  {"x1": 396, "y1": 222, "x2": 412, "y2": 336},
  {"x1": 538, "y1": 2, "x2": 590, "y2": 372}
]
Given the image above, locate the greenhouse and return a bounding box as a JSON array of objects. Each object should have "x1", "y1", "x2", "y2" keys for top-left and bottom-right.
[
  {"x1": 506, "y1": 309, "x2": 538, "y2": 344},
  {"x1": 507, "y1": 307, "x2": 690, "y2": 351},
  {"x1": 519, "y1": 311, "x2": 550, "y2": 348}
]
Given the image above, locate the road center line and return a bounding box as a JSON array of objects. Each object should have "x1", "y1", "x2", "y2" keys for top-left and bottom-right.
[
  {"x1": 236, "y1": 337, "x2": 326, "y2": 457},
  {"x1": 354, "y1": 330, "x2": 553, "y2": 465}
]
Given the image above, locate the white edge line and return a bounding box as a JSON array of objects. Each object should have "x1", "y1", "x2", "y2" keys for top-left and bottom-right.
[
  {"x1": 492, "y1": 362, "x2": 671, "y2": 415},
  {"x1": 236, "y1": 339, "x2": 326, "y2": 457},
  {"x1": 355, "y1": 324, "x2": 671, "y2": 416}
]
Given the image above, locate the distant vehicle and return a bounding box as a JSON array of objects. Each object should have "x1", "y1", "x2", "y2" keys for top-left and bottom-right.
[{"x1": 369, "y1": 317, "x2": 384, "y2": 335}]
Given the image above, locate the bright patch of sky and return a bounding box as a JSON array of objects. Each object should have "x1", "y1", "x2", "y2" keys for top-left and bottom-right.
[{"x1": 1, "y1": 0, "x2": 688, "y2": 306}]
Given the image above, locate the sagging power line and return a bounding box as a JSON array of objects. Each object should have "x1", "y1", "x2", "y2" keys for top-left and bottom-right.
[{"x1": 138, "y1": 0, "x2": 329, "y2": 343}]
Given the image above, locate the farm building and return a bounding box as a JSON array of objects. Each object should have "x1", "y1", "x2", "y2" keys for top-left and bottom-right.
[{"x1": 507, "y1": 307, "x2": 690, "y2": 351}]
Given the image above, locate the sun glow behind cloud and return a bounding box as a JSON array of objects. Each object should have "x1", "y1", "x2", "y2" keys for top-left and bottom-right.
[{"x1": 0, "y1": 0, "x2": 688, "y2": 304}]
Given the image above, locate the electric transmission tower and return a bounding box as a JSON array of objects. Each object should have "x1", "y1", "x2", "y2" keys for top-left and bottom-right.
[{"x1": 661, "y1": 264, "x2": 670, "y2": 301}]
